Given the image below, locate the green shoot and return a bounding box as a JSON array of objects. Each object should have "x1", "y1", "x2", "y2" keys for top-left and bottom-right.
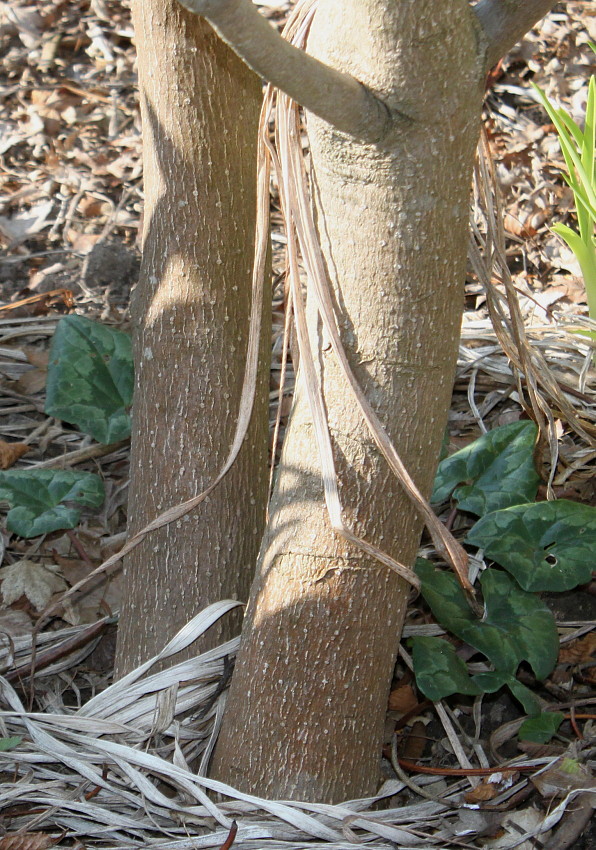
[{"x1": 532, "y1": 52, "x2": 596, "y2": 338}]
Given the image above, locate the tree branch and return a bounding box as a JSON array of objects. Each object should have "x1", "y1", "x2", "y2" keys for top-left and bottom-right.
[
  {"x1": 473, "y1": 0, "x2": 558, "y2": 72},
  {"x1": 176, "y1": 0, "x2": 392, "y2": 142}
]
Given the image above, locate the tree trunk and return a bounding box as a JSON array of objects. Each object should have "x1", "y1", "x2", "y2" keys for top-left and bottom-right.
[
  {"x1": 210, "y1": 0, "x2": 485, "y2": 802},
  {"x1": 114, "y1": 0, "x2": 269, "y2": 676}
]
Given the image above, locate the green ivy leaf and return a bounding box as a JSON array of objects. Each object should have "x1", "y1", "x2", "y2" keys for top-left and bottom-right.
[
  {"x1": 0, "y1": 736, "x2": 22, "y2": 752},
  {"x1": 471, "y1": 672, "x2": 542, "y2": 715},
  {"x1": 519, "y1": 712, "x2": 564, "y2": 743},
  {"x1": 431, "y1": 421, "x2": 540, "y2": 516},
  {"x1": 467, "y1": 500, "x2": 596, "y2": 592},
  {"x1": 410, "y1": 636, "x2": 482, "y2": 701},
  {"x1": 45, "y1": 315, "x2": 133, "y2": 444},
  {"x1": 470, "y1": 670, "x2": 511, "y2": 693},
  {"x1": 507, "y1": 678, "x2": 543, "y2": 717},
  {"x1": 0, "y1": 469, "x2": 105, "y2": 538},
  {"x1": 415, "y1": 561, "x2": 558, "y2": 680}
]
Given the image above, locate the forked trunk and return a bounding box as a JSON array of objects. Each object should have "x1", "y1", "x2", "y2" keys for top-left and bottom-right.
[{"x1": 211, "y1": 0, "x2": 484, "y2": 801}]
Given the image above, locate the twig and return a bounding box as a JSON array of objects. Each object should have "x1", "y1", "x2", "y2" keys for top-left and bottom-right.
[
  {"x1": 218, "y1": 820, "x2": 238, "y2": 850},
  {"x1": 391, "y1": 735, "x2": 460, "y2": 807},
  {"x1": 0, "y1": 290, "x2": 74, "y2": 312},
  {"x1": 398, "y1": 758, "x2": 538, "y2": 777},
  {"x1": 28, "y1": 439, "x2": 129, "y2": 468},
  {"x1": 66, "y1": 529, "x2": 95, "y2": 566}
]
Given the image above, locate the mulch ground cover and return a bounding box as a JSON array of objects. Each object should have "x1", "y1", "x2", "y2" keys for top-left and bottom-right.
[{"x1": 0, "y1": 2, "x2": 594, "y2": 848}]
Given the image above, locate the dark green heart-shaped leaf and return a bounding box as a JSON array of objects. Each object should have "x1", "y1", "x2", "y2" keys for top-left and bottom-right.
[
  {"x1": 0, "y1": 469, "x2": 105, "y2": 537},
  {"x1": 471, "y1": 671, "x2": 542, "y2": 715},
  {"x1": 415, "y1": 561, "x2": 558, "y2": 679},
  {"x1": 467, "y1": 500, "x2": 596, "y2": 592},
  {"x1": 410, "y1": 636, "x2": 482, "y2": 701},
  {"x1": 519, "y1": 712, "x2": 564, "y2": 743},
  {"x1": 45, "y1": 315, "x2": 133, "y2": 444},
  {"x1": 432, "y1": 421, "x2": 540, "y2": 516}
]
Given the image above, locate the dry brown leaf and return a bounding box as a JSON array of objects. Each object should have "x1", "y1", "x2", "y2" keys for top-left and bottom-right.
[
  {"x1": 0, "y1": 607, "x2": 33, "y2": 638},
  {"x1": 0, "y1": 833, "x2": 59, "y2": 850},
  {"x1": 23, "y1": 346, "x2": 49, "y2": 370},
  {"x1": 399, "y1": 719, "x2": 427, "y2": 762},
  {"x1": 388, "y1": 683, "x2": 418, "y2": 714},
  {"x1": 0, "y1": 440, "x2": 29, "y2": 469},
  {"x1": 465, "y1": 780, "x2": 500, "y2": 803},
  {"x1": 30, "y1": 88, "x2": 83, "y2": 122},
  {"x1": 531, "y1": 757, "x2": 594, "y2": 798},
  {"x1": 503, "y1": 212, "x2": 538, "y2": 239},
  {"x1": 557, "y1": 277, "x2": 590, "y2": 304},
  {"x1": 52, "y1": 555, "x2": 122, "y2": 624},
  {"x1": 0, "y1": 560, "x2": 67, "y2": 611},
  {"x1": 66, "y1": 231, "x2": 101, "y2": 253},
  {"x1": 549, "y1": 666, "x2": 574, "y2": 688},
  {"x1": 559, "y1": 633, "x2": 596, "y2": 665},
  {"x1": 14, "y1": 346, "x2": 49, "y2": 394},
  {"x1": 78, "y1": 195, "x2": 110, "y2": 218},
  {"x1": 15, "y1": 369, "x2": 47, "y2": 395}
]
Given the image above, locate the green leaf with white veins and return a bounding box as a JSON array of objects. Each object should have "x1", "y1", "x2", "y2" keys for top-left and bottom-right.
[
  {"x1": 0, "y1": 469, "x2": 105, "y2": 538},
  {"x1": 45, "y1": 315, "x2": 133, "y2": 444},
  {"x1": 432, "y1": 421, "x2": 540, "y2": 516},
  {"x1": 415, "y1": 561, "x2": 558, "y2": 679},
  {"x1": 467, "y1": 500, "x2": 596, "y2": 592},
  {"x1": 410, "y1": 636, "x2": 482, "y2": 701}
]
